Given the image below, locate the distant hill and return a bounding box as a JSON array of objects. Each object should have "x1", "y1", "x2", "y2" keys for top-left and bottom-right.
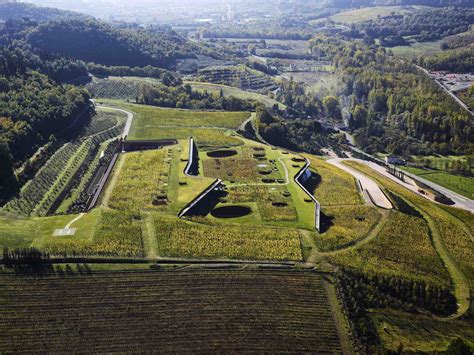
[
  {"x1": 0, "y1": 2, "x2": 85, "y2": 22},
  {"x1": 330, "y1": 0, "x2": 474, "y2": 7},
  {"x1": 24, "y1": 18, "x2": 196, "y2": 68}
]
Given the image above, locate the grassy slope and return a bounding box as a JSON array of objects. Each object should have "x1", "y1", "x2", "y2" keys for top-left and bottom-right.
[
  {"x1": 391, "y1": 29, "x2": 474, "y2": 59},
  {"x1": 305, "y1": 155, "x2": 363, "y2": 206},
  {"x1": 102, "y1": 100, "x2": 247, "y2": 147},
  {"x1": 344, "y1": 161, "x2": 472, "y2": 317}
]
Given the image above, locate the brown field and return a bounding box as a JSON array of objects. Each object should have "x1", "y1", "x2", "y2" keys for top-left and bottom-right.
[{"x1": 0, "y1": 270, "x2": 347, "y2": 353}]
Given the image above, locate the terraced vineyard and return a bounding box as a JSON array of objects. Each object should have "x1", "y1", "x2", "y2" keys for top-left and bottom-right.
[
  {"x1": 3, "y1": 111, "x2": 125, "y2": 216},
  {"x1": 85, "y1": 77, "x2": 157, "y2": 100},
  {"x1": 0, "y1": 270, "x2": 346, "y2": 353},
  {"x1": 196, "y1": 66, "x2": 278, "y2": 93}
]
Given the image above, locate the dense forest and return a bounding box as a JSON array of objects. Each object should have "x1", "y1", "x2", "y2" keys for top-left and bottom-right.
[
  {"x1": 26, "y1": 19, "x2": 193, "y2": 68},
  {"x1": 0, "y1": 2, "x2": 85, "y2": 23},
  {"x1": 0, "y1": 46, "x2": 91, "y2": 204},
  {"x1": 310, "y1": 35, "x2": 473, "y2": 156},
  {"x1": 419, "y1": 48, "x2": 474, "y2": 73},
  {"x1": 349, "y1": 7, "x2": 474, "y2": 46}
]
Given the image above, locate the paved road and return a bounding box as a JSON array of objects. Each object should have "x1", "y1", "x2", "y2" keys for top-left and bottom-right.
[
  {"x1": 356, "y1": 159, "x2": 474, "y2": 212},
  {"x1": 328, "y1": 158, "x2": 392, "y2": 209},
  {"x1": 95, "y1": 102, "x2": 134, "y2": 138},
  {"x1": 337, "y1": 132, "x2": 474, "y2": 212}
]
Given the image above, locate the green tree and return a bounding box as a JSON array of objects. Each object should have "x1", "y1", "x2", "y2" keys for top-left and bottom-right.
[
  {"x1": 0, "y1": 138, "x2": 18, "y2": 204},
  {"x1": 323, "y1": 96, "x2": 342, "y2": 120},
  {"x1": 350, "y1": 105, "x2": 368, "y2": 129}
]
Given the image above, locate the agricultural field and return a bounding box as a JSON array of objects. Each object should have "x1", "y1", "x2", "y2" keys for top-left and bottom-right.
[
  {"x1": 390, "y1": 40, "x2": 446, "y2": 60},
  {"x1": 108, "y1": 149, "x2": 170, "y2": 212},
  {"x1": 390, "y1": 29, "x2": 474, "y2": 59},
  {"x1": 195, "y1": 65, "x2": 278, "y2": 93},
  {"x1": 255, "y1": 39, "x2": 311, "y2": 57},
  {"x1": 311, "y1": 6, "x2": 426, "y2": 25},
  {"x1": 342, "y1": 161, "x2": 474, "y2": 313},
  {"x1": 186, "y1": 81, "x2": 286, "y2": 109},
  {"x1": 372, "y1": 310, "x2": 474, "y2": 352},
  {"x1": 85, "y1": 76, "x2": 159, "y2": 100},
  {"x1": 316, "y1": 206, "x2": 382, "y2": 252},
  {"x1": 329, "y1": 210, "x2": 450, "y2": 287},
  {"x1": 0, "y1": 270, "x2": 347, "y2": 353},
  {"x1": 401, "y1": 166, "x2": 474, "y2": 199},
  {"x1": 153, "y1": 215, "x2": 301, "y2": 260},
  {"x1": 3, "y1": 109, "x2": 126, "y2": 217}
]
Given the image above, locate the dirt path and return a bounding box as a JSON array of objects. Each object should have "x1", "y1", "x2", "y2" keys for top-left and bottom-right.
[
  {"x1": 65, "y1": 213, "x2": 85, "y2": 229},
  {"x1": 100, "y1": 154, "x2": 125, "y2": 207},
  {"x1": 421, "y1": 210, "x2": 471, "y2": 319},
  {"x1": 142, "y1": 212, "x2": 158, "y2": 259}
]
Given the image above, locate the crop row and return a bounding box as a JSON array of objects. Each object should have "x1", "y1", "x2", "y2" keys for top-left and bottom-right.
[
  {"x1": 85, "y1": 78, "x2": 143, "y2": 100},
  {"x1": 0, "y1": 270, "x2": 343, "y2": 353},
  {"x1": 4, "y1": 142, "x2": 82, "y2": 215},
  {"x1": 33, "y1": 140, "x2": 94, "y2": 216},
  {"x1": 66, "y1": 140, "x2": 119, "y2": 214},
  {"x1": 3, "y1": 113, "x2": 124, "y2": 216},
  {"x1": 154, "y1": 214, "x2": 302, "y2": 260},
  {"x1": 197, "y1": 68, "x2": 277, "y2": 93},
  {"x1": 81, "y1": 110, "x2": 120, "y2": 137}
]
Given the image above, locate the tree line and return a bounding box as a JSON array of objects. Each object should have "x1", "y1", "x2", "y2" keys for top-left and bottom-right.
[{"x1": 137, "y1": 83, "x2": 257, "y2": 111}]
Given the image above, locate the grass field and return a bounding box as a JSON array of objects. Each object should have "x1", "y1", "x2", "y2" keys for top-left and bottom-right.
[
  {"x1": 103, "y1": 101, "x2": 248, "y2": 147},
  {"x1": 108, "y1": 149, "x2": 169, "y2": 212},
  {"x1": 186, "y1": 81, "x2": 286, "y2": 109},
  {"x1": 305, "y1": 155, "x2": 363, "y2": 206},
  {"x1": 0, "y1": 270, "x2": 346, "y2": 353},
  {"x1": 402, "y1": 166, "x2": 474, "y2": 199}
]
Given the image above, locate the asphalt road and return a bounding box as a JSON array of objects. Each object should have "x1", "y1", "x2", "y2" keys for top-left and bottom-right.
[{"x1": 360, "y1": 159, "x2": 474, "y2": 212}]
